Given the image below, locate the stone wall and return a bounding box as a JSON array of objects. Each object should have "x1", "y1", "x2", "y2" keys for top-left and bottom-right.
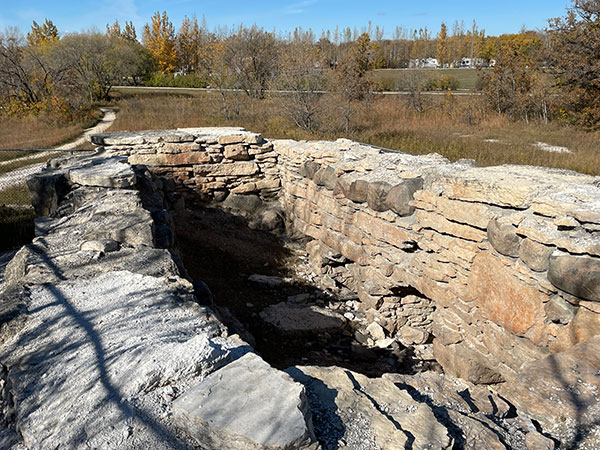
[{"x1": 94, "y1": 128, "x2": 600, "y2": 385}]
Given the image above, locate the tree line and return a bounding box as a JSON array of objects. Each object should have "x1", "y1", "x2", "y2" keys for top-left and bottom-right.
[{"x1": 1, "y1": 0, "x2": 599, "y2": 130}]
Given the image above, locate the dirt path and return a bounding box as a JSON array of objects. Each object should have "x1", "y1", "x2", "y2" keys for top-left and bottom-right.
[{"x1": 0, "y1": 108, "x2": 116, "y2": 191}]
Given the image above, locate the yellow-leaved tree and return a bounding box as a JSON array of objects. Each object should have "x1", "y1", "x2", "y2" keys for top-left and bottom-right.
[
  {"x1": 27, "y1": 19, "x2": 59, "y2": 46},
  {"x1": 143, "y1": 11, "x2": 176, "y2": 73}
]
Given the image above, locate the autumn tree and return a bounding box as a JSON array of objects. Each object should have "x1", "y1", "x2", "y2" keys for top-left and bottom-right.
[
  {"x1": 548, "y1": 0, "x2": 600, "y2": 128},
  {"x1": 436, "y1": 22, "x2": 450, "y2": 66},
  {"x1": 199, "y1": 38, "x2": 243, "y2": 118},
  {"x1": 333, "y1": 33, "x2": 374, "y2": 132},
  {"x1": 106, "y1": 20, "x2": 137, "y2": 41},
  {"x1": 143, "y1": 11, "x2": 176, "y2": 73},
  {"x1": 176, "y1": 15, "x2": 200, "y2": 73},
  {"x1": 0, "y1": 27, "x2": 78, "y2": 118},
  {"x1": 228, "y1": 25, "x2": 278, "y2": 98},
  {"x1": 276, "y1": 43, "x2": 326, "y2": 131},
  {"x1": 27, "y1": 19, "x2": 59, "y2": 46},
  {"x1": 482, "y1": 32, "x2": 550, "y2": 123}
]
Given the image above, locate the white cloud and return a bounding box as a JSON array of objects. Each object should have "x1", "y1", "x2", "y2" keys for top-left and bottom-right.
[{"x1": 283, "y1": 0, "x2": 319, "y2": 15}]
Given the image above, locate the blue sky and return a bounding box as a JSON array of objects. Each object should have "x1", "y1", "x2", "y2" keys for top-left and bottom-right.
[{"x1": 0, "y1": 1, "x2": 572, "y2": 38}]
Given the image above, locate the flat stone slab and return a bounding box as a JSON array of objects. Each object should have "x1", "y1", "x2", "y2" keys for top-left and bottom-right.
[
  {"x1": 0, "y1": 270, "x2": 245, "y2": 449},
  {"x1": 172, "y1": 352, "x2": 315, "y2": 449},
  {"x1": 68, "y1": 157, "x2": 136, "y2": 188},
  {"x1": 499, "y1": 336, "x2": 600, "y2": 448},
  {"x1": 287, "y1": 366, "x2": 453, "y2": 450},
  {"x1": 259, "y1": 302, "x2": 346, "y2": 335}
]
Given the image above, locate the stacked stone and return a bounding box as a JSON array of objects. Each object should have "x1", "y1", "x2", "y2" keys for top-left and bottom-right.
[
  {"x1": 272, "y1": 138, "x2": 600, "y2": 386},
  {"x1": 92, "y1": 128, "x2": 281, "y2": 203}
]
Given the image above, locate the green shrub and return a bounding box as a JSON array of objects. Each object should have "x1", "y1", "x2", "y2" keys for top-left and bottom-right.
[
  {"x1": 145, "y1": 73, "x2": 209, "y2": 88},
  {"x1": 424, "y1": 75, "x2": 459, "y2": 91}
]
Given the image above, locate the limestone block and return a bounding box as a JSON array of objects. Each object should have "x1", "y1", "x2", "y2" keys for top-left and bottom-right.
[
  {"x1": 412, "y1": 190, "x2": 494, "y2": 229},
  {"x1": 416, "y1": 210, "x2": 487, "y2": 242},
  {"x1": 571, "y1": 301, "x2": 600, "y2": 343},
  {"x1": 548, "y1": 254, "x2": 600, "y2": 302},
  {"x1": 224, "y1": 144, "x2": 251, "y2": 161},
  {"x1": 301, "y1": 161, "x2": 321, "y2": 179},
  {"x1": 129, "y1": 152, "x2": 210, "y2": 166},
  {"x1": 499, "y1": 336, "x2": 600, "y2": 446},
  {"x1": 433, "y1": 339, "x2": 504, "y2": 384},
  {"x1": 313, "y1": 166, "x2": 337, "y2": 189},
  {"x1": 366, "y1": 181, "x2": 392, "y2": 212},
  {"x1": 287, "y1": 366, "x2": 453, "y2": 450},
  {"x1": 193, "y1": 162, "x2": 259, "y2": 177},
  {"x1": 173, "y1": 353, "x2": 315, "y2": 450},
  {"x1": 385, "y1": 177, "x2": 423, "y2": 216},
  {"x1": 467, "y1": 252, "x2": 550, "y2": 345},
  {"x1": 518, "y1": 238, "x2": 553, "y2": 272},
  {"x1": 399, "y1": 325, "x2": 429, "y2": 345},
  {"x1": 157, "y1": 142, "x2": 201, "y2": 154},
  {"x1": 544, "y1": 295, "x2": 576, "y2": 325},
  {"x1": 68, "y1": 157, "x2": 136, "y2": 188},
  {"x1": 487, "y1": 218, "x2": 521, "y2": 257}
]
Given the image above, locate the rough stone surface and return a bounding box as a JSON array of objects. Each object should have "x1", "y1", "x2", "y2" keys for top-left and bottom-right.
[
  {"x1": 367, "y1": 181, "x2": 393, "y2": 212},
  {"x1": 1, "y1": 270, "x2": 250, "y2": 449},
  {"x1": 173, "y1": 353, "x2": 315, "y2": 450},
  {"x1": 433, "y1": 339, "x2": 504, "y2": 384},
  {"x1": 287, "y1": 365, "x2": 453, "y2": 450},
  {"x1": 259, "y1": 302, "x2": 345, "y2": 335},
  {"x1": 499, "y1": 336, "x2": 600, "y2": 448},
  {"x1": 487, "y1": 218, "x2": 521, "y2": 257},
  {"x1": 385, "y1": 177, "x2": 423, "y2": 216},
  {"x1": 518, "y1": 238, "x2": 554, "y2": 272},
  {"x1": 548, "y1": 254, "x2": 600, "y2": 302},
  {"x1": 69, "y1": 157, "x2": 136, "y2": 188}
]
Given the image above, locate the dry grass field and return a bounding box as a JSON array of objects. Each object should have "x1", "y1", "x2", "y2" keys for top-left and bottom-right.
[
  {"x1": 109, "y1": 93, "x2": 600, "y2": 176},
  {"x1": 0, "y1": 114, "x2": 100, "y2": 150},
  {"x1": 369, "y1": 68, "x2": 486, "y2": 91}
]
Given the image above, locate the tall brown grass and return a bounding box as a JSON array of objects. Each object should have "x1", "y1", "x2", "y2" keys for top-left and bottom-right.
[
  {"x1": 0, "y1": 114, "x2": 99, "y2": 150},
  {"x1": 108, "y1": 92, "x2": 600, "y2": 175}
]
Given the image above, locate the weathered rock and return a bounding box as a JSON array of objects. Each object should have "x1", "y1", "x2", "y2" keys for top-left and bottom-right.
[
  {"x1": 571, "y1": 301, "x2": 600, "y2": 343},
  {"x1": 287, "y1": 365, "x2": 453, "y2": 450},
  {"x1": 222, "y1": 194, "x2": 263, "y2": 212},
  {"x1": 193, "y1": 162, "x2": 259, "y2": 177},
  {"x1": 399, "y1": 325, "x2": 429, "y2": 345},
  {"x1": 259, "y1": 303, "x2": 345, "y2": 335},
  {"x1": 301, "y1": 161, "x2": 321, "y2": 179},
  {"x1": 248, "y1": 274, "x2": 284, "y2": 287},
  {"x1": 519, "y1": 238, "x2": 554, "y2": 272},
  {"x1": 129, "y1": 152, "x2": 210, "y2": 166},
  {"x1": 548, "y1": 254, "x2": 600, "y2": 302},
  {"x1": 26, "y1": 172, "x2": 69, "y2": 217},
  {"x1": 0, "y1": 270, "x2": 245, "y2": 449},
  {"x1": 223, "y1": 144, "x2": 251, "y2": 161},
  {"x1": 367, "y1": 181, "x2": 393, "y2": 212},
  {"x1": 313, "y1": 166, "x2": 337, "y2": 189},
  {"x1": 366, "y1": 322, "x2": 386, "y2": 341},
  {"x1": 69, "y1": 157, "x2": 136, "y2": 188},
  {"x1": 346, "y1": 179, "x2": 369, "y2": 203},
  {"x1": 499, "y1": 336, "x2": 600, "y2": 447},
  {"x1": 433, "y1": 339, "x2": 504, "y2": 384},
  {"x1": 173, "y1": 353, "x2": 315, "y2": 450},
  {"x1": 80, "y1": 238, "x2": 119, "y2": 253},
  {"x1": 468, "y1": 252, "x2": 547, "y2": 342},
  {"x1": 525, "y1": 431, "x2": 556, "y2": 450},
  {"x1": 385, "y1": 177, "x2": 423, "y2": 216},
  {"x1": 487, "y1": 218, "x2": 521, "y2": 257},
  {"x1": 544, "y1": 295, "x2": 576, "y2": 325},
  {"x1": 384, "y1": 371, "x2": 528, "y2": 449}
]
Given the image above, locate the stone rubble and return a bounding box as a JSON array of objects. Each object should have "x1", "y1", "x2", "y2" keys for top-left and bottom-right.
[
  {"x1": 0, "y1": 153, "x2": 314, "y2": 449},
  {"x1": 2, "y1": 127, "x2": 598, "y2": 448}
]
